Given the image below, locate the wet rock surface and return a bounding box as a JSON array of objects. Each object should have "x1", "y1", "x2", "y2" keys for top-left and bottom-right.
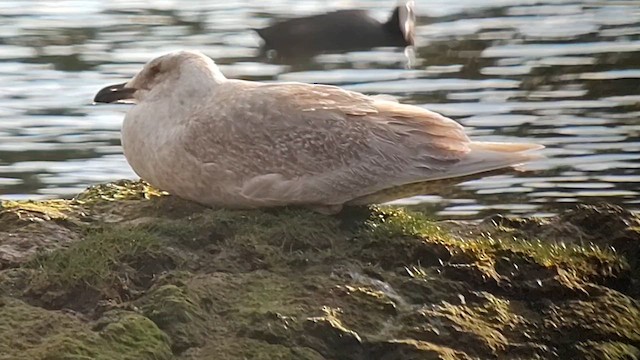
[{"x1": 1, "y1": 180, "x2": 639, "y2": 359}]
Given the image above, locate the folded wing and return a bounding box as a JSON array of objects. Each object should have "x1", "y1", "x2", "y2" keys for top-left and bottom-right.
[{"x1": 183, "y1": 81, "x2": 541, "y2": 206}]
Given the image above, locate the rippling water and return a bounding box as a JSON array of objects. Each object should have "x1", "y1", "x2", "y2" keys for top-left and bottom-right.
[{"x1": 1, "y1": 0, "x2": 639, "y2": 219}]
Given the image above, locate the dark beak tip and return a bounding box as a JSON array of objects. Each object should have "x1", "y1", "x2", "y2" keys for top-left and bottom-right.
[{"x1": 94, "y1": 82, "x2": 135, "y2": 104}]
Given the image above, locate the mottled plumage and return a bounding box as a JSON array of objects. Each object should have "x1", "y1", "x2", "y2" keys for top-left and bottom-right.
[{"x1": 94, "y1": 51, "x2": 543, "y2": 214}]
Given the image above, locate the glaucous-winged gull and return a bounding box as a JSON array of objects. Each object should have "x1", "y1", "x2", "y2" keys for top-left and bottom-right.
[{"x1": 94, "y1": 50, "x2": 543, "y2": 214}]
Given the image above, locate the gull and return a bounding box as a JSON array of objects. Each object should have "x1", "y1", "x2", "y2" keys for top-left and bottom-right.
[{"x1": 94, "y1": 50, "x2": 543, "y2": 214}]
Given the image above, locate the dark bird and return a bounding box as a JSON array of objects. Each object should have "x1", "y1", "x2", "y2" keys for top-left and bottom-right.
[{"x1": 255, "y1": 1, "x2": 415, "y2": 58}]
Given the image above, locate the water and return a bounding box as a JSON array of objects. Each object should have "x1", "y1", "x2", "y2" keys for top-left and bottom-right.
[{"x1": 0, "y1": 0, "x2": 639, "y2": 219}]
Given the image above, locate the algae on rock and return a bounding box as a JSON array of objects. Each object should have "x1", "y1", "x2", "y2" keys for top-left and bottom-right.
[
  {"x1": 0, "y1": 180, "x2": 639, "y2": 359},
  {"x1": 0, "y1": 298, "x2": 172, "y2": 360}
]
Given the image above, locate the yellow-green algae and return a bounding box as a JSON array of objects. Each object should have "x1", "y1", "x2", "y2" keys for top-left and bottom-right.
[
  {"x1": 370, "y1": 207, "x2": 625, "y2": 278},
  {"x1": 0, "y1": 178, "x2": 163, "y2": 221},
  {"x1": 75, "y1": 180, "x2": 168, "y2": 203},
  {"x1": 29, "y1": 227, "x2": 165, "y2": 290},
  {"x1": 0, "y1": 298, "x2": 171, "y2": 360},
  {"x1": 576, "y1": 341, "x2": 640, "y2": 360},
  {"x1": 1, "y1": 199, "x2": 78, "y2": 221},
  {"x1": 0, "y1": 180, "x2": 639, "y2": 359},
  {"x1": 138, "y1": 283, "x2": 207, "y2": 352}
]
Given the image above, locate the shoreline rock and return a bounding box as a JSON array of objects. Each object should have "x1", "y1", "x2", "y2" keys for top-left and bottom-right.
[{"x1": 1, "y1": 180, "x2": 638, "y2": 359}]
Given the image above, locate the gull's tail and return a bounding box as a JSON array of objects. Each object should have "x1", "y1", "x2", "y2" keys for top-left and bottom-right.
[
  {"x1": 347, "y1": 141, "x2": 543, "y2": 206},
  {"x1": 448, "y1": 141, "x2": 544, "y2": 178}
]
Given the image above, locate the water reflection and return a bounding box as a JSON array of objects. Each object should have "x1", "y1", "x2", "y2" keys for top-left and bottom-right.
[{"x1": 0, "y1": 0, "x2": 639, "y2": 219}]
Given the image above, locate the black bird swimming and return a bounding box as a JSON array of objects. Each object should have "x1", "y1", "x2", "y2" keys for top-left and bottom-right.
[{"x1": 255, "y1": 1, "x2": 415, "y2": 58}]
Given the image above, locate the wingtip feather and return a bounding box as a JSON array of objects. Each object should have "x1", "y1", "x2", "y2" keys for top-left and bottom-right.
[{"x1": 469, "y1": 141, "x2": 545, "y2": 153}]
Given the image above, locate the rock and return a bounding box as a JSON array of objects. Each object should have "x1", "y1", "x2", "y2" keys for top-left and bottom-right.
[{"x1": 0, "y1": 180, "x2": 638, "y2": 359}]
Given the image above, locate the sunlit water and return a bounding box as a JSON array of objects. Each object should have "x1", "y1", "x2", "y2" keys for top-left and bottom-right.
[{"x1": 1, "y1": 0, "x2": 639, "y2": 219}]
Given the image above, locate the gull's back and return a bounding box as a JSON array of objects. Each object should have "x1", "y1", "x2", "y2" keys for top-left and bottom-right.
[{"x1": 173, "y1": 80, "x2": 539, "y2": 212}]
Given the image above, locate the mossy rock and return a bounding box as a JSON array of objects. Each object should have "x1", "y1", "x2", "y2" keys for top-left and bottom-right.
[
  {"x1": 0, "y1": 298, "x2": 171, "y2": 360},
  {"x1": 0, "y1": 181, "x2": 639, "y2": 359}
]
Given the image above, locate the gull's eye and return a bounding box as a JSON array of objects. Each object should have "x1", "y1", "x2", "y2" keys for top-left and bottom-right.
[{"x1": 148, "y1": 63, "x2": 161, "y2": 79}]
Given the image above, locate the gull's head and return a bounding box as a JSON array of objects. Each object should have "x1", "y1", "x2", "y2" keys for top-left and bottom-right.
[{"x1": 93, "y1": 50, "x2": 226, "y2": 104}]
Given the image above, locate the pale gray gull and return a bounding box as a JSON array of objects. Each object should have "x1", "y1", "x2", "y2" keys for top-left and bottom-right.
[{"x1": 93, "y1": 50, "x2": 543, "y2": 214}]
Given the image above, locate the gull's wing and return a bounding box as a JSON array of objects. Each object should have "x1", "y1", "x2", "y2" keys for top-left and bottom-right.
[{"x1": 182, "y1": 81, "x2": 528, "y2": 206}]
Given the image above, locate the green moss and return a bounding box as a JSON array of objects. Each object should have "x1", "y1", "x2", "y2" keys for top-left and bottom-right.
[
  {"x1": 0, "y1": 180, "x2": 166, "y2": 223},
  {"x1": 139, "y1": 284, "x2": 206, "y2": 352},
  {"x1": 575, "y1": 341, "x2": 640, "y2": 360},
  {"x1": 423, "y1": 295, "x2": 528, "y2": 353},
  {"x1": 142, "y1": 207, "x2": 345, "y2": 273},
  {"x1": 363, "y1": 207, "x2": 448, "y2": 241},
  {"x1": 148, "y1": 207, "x2": 342, "y2": 250},
  {"x1": 196, "y1": 338, "x2": 324, "y2": 360},
  {"x1": 96, "y1": 311, "x2": 172, "y2": 359},
  {"x1": 451, "y1": 235, "x2": 624, "y2": 276},
  {"x1": 377, "y1": 339, "x2": 472, "y2": 360},
  {"x1": 543, "y1": 290, "x2": 640, "y2": 342},
  {"x1": 339, "y1": 285, "x2": 396, "y2": 311},
  {"x1": 2, "y1": 181, "x2": 638, "y2": 359},
  {"x1": 328, "y1": 284, "x2": 398, "y2": 338},
  {"x1": 141, "y1": 284, "x2": 203, "y2": 326},
  {"x1": 29, "y1": 226, "x2": 164, "y2": 291},
  {"x1": 363, "y1": 208, "x2": 626, "y2": 279},
  {"x1": 424, "y1": 303, "x2": 508, "y2": 353},
  {"x1": 238, "y1": 209, "x2": 343, "y2": 251},
  {"x1": 306, "y1": 306, "x2": 362, "y2": 343},
  {"x1": 233, "y1": 273, "x2": 303, "y2": 316},
  {"x1": 0, "y1": 298, "x2": 171, "y2": 360}
]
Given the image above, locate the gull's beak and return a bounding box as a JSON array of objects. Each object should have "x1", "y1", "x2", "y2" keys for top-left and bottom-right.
[{"x1": 93, "y1": 82, "x2": 137, "y2": 103}]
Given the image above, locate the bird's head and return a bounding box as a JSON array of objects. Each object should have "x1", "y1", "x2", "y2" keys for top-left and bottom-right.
[{"x1": 93, "y1": 50, "x2": 226, "y2": 104}]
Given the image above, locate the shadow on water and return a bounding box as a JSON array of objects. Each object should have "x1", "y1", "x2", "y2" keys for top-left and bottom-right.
[{"x1": 0, "y1": 0, "x2": 639, "y2": 219}]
